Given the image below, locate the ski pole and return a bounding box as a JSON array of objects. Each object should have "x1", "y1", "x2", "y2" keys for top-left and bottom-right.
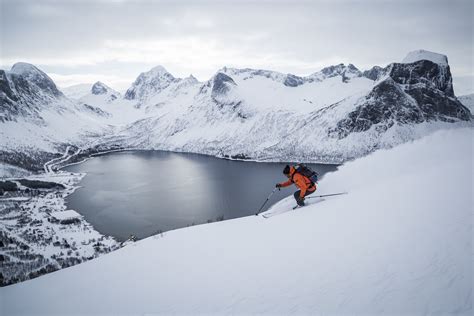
[
  {"x1": 255, "y1": 187, "x2": 278, "y2": 216},
  {"x1": 307, "y1": 192, "x2": 348, "y2": 199}
]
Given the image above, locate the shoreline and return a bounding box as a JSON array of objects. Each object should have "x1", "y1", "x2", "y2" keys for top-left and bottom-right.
[
  {"x1": 0, "y1": 171, "x2": 121, "y2": 286},
  {"x1": 55, "y1": 147, "x2": 342, "y2": 172}
]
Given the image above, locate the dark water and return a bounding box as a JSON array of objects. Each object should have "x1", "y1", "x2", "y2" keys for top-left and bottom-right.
[{"x1": 64, "y1": 151, "x2": 338, "y2": 241}]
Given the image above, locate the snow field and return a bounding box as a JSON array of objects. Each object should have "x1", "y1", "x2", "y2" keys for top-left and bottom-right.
[{"x1": 1, "y1": 128, "x2": 472, "y2": 315}]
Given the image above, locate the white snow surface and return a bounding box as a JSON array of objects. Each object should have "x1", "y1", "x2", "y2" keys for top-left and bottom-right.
[
  {"x1": 1, "y1": 128, "x2": 472, "y2": 315},
  {"x1": 51, "y1": 209, "x2": 81, "y2": 221},
  {"x1": 0, "y1": 99, "x2": 111, "y2": 153},
  {"x1": 402, "y1": 49, "x2": 449, "y2": 66}
]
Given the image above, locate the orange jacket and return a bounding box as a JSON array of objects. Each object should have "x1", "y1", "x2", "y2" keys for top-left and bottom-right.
[{"x1": 279, "y1": 166, "x2": 316, "y2": 198}]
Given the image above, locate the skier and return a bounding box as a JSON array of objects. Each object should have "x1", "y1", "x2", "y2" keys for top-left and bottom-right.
[{"x1": 276, "y1": 164, "x2": 316, "y2": 206}]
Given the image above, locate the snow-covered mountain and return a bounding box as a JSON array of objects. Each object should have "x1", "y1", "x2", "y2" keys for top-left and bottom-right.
[
  {"x1": 1, "y1": 50, "x2": 472, "y2": 172},
  {"x1": 79, "y1": 81, "x2": 121, "y2": 107},
  {"x1": 91, "y1": 81, "x2": 120, "y2": 99},
  {"x1": 1, "y1": 62, "x2": 65, "y2": 122},
  {"x1": 104, "y1": 49, "x2": 470, "y2": 162},
  {"x1": 124, "y1": 65, "x2": 181, "y2": 106},
  {"x1": 2, "y1": 127, "x2": 471, "y2": 314},
  {"x1": 0, "y1": 63, "x2": 113, "y2": 170}
]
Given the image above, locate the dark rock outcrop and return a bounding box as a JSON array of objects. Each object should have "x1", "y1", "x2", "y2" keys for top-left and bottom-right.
[
  {"x1": 9, "y1": 63, "x2": 63, "y2": 99},
  {"x1": 211, "y1": 72, "x2": 236, "y2": 96},
  {"x1": 0, "y1": 63, "x2": 64, "y2": 122},
  {"x1": 362, "y1": 66, "x2": 384, "y2": 81},
  {"x1": 124, "y1": 66, "x2": 177, "y2": 102},
  {"x1": 331, "y1": 60, "x2": 471, "y2": 138},
  {"x1": 284, "y1": 74, "x2": 304, "y2": 87},
  {"x1": 91, "y1": 82, "x2": 108, "y2": 95}
]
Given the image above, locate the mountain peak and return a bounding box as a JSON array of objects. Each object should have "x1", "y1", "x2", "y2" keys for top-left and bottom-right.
[
  {"x1": 183, "y1": 74, "x2": 199, "y2": 84},
  {"x1": 10, "y1": 62, "x2": 42, "y2": 75},
  {"x1": 8, "y1": 62, "x2": 63, "y2": 98},
  {"x1": 402, "y1": 50, "x2": 448, "y2": 66},
  {"x1": 10, "y1": 62, "x2": 57, "y2": 84},
  {"x1": 91, "y1": 81, "x2": 109, "y2": 95},
  {"x1": 211, "y1": 72, "x2": 236, "y2": 97},
  {"x1": 309, "y1": 63, "x2": 361, "y2": 83},
  {"x1": 347, "y1": 64, "x2": 360, "y2": 72},
  {"x1": 124, "y1": 65, "x2": 177, "y2": 101},
  {"x1": 319, "y1": 64, "x2": 346, "y2": 76},
  {"x1": 148, "y1": 65, "x2": 170, "y2": 75}
]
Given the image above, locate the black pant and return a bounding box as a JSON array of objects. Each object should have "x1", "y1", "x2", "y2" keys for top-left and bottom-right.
[{"x1": 294, "y1": 188, "x2": 316, "y2": 206}]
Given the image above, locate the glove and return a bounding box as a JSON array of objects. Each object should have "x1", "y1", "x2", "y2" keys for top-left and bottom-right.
[{"x1": 275, "y1": 183, "x2": 282, "y2": 188}]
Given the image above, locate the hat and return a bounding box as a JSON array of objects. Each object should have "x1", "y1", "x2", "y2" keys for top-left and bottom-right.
[{"x1": 283, "y1": 165, "x2": 291, "y2": 175}]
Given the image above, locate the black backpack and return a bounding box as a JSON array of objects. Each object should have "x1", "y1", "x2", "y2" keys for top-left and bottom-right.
[{"x1": 294, "y1": 164, "x2": 319, "y2": 184}]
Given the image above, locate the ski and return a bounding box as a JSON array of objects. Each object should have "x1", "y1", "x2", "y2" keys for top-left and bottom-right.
[{"x1": 262, "y1": 191, "x2": 348, "y2": 218}]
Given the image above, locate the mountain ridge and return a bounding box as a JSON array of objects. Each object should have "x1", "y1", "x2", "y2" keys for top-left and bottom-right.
[{"x1": 0, "y1": 50, "x2": 471, "y2": 172}]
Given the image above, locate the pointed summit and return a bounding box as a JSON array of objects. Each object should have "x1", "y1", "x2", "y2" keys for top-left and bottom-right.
[
  {"x1": 11, "y1": 62, "x2": 43, "y2": 75},
  {"x1": 91, "y1": 81, "x2": 109, "y2": 95},
  {"x1": 308, "y1": 63, "x2": 362, "y2": 83},
  {"x1": 124, "y1": 65, "x2": 178, "y2": 102},
  {"x1": 148, "y1": 65, "x2": 169, "y2": 74},
  {"x1": 11, "y1": 62, "x2": 57, "y2": 86},
  {"x1": 211, "y1": 72, "x2": 236, "y2": 97},
  {"x1": 9, "y1": 62, "x2": 62, "y2": 98}
]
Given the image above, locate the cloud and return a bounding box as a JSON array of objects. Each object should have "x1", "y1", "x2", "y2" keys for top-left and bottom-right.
[
  {"x1": 2, "y1": 0, "x2": 472, "y2": 93},
  {"x1": 24, "y1": 3, "x2": 67, "y2": 17},
  {"x1": 2, "y1": 35, "x2": 348, "y2": 80}
]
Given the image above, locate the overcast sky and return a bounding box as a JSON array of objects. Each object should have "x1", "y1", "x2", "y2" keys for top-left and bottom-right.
[{"x1": 1, "y1": 0, "x2": 472, "y2": 94}]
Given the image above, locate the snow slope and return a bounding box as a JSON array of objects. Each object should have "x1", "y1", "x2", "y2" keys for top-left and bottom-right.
[
  {"x1": 1, "y1": 127, "x2": 472, "y2": 315},
  {"x1": 402, "y1": 49, "x2": 449, "y2": 66},
  {"x1": 0, "y1": 63, "x2": 115, "y2": 164}
]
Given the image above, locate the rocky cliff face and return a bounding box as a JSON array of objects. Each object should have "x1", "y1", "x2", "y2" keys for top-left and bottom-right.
[
  {"x1": 0, "y1": 63, "x2": 64, "y2": 122},
  {"x1": 91, "y1": 82, "x2": 108, "y2": 95},
  {"x1": 124, "y1": 66, "x2": 179, "y2": 105},
  {"x1": 331, "y1": 59, "x2": 471, "y2": 138},
  {"x1": 89, "y1": 81, "x2": 120, "y2": 103}
]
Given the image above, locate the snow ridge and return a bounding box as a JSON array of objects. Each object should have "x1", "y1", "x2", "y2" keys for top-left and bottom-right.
[
  {"x1": 402, "y1": 49, "x2": 449, "y2": 66},
  {"x1": 1, "y1": 51, "x2": 472, "y2": 171},
  {"x1": 124, "y1": 65, "x2": 179, "y2": 104}
]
